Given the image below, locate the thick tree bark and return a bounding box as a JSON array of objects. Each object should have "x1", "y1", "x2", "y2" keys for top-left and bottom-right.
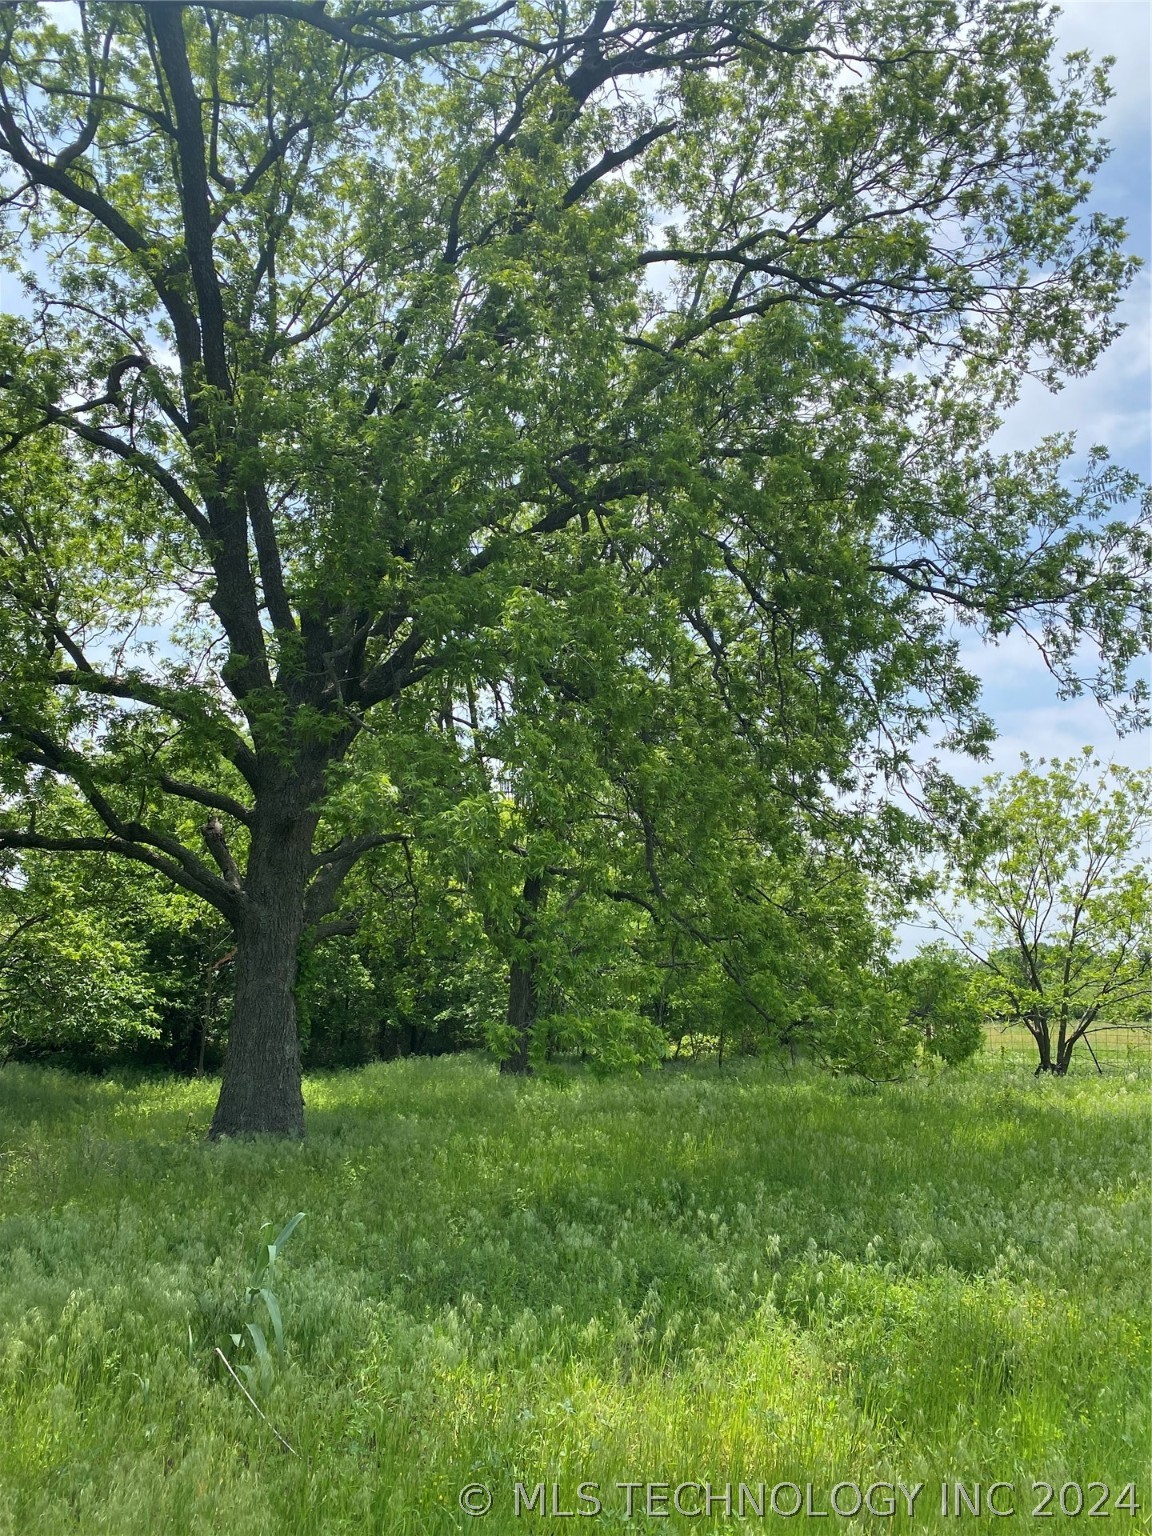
[
  {"x1": 500, "y1": 872, "x2": 543, "y2": 1077},
  {"x1": 500, "y1": 958, "x2": 537, "y2": 1077},
  {"x1": 208, "y1": 808, "x2": 314, "y2": 1138}
]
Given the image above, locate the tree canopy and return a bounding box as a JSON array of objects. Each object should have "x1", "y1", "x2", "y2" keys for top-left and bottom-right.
[
  {"x1": 929, "y1": 751, "x2": 1150, "y2": 1075},
  {"x1": 0, "y1": 0, "x2": 1148, "y2": 1134}
]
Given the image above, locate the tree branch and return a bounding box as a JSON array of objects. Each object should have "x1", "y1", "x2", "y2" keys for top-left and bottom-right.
[
  {"x1": 200, "y1": 814, "x2": 244, "y2": 889},
  {"x1": 0, "y1": 828, "x2": 243, "y2": 919},
  {"x1": 0, "y1": 718, "x2": 245, "y2": 915},
  {"x1": 157, "y1": 775, "x2": 253, "y2": 825},
  {"x1": 147, "y1": 4, "x2": 231, "y2": 394},
  {"x1": 303, "y1": 831, "x2": 408, "y2": 930},
  {"x1": 45, "y1": 668, "x2": 259, "y2": 789},
  {"x1": 0, "y1": 88, "x2": 201, "y2": 362}
]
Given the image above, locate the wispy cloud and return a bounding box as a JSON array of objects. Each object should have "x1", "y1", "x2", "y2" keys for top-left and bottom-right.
[
  {"x1": 964, "y1": 1, "x2": 1151, "y2": 786},
  {"x1": 990, "y1": 271, "x2": 1151, "y2": 462},
  {"x1": 1050, "y1": 0, "x2": 1152, "y2": 142}
]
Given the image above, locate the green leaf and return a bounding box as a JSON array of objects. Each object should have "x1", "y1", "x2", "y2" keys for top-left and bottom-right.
[
  {"x1": 258, "y1": 1287, "x2": 285, "y2": 1359},
  {"x1": 245, "y1": 1321, "x2": 272, "y2": 1376},
  {"x1": 269, "y1": 1212, "x2": 305, "y2": 1261}
]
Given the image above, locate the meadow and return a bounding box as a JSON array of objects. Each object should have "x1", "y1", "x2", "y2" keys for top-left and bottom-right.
[
  {"x1": 0, "y1": 1056, "x2": 1147, "y2": 1534},
  {"x1": 983, "y1": 1025, "x2": 1152, "y2": 1069}
]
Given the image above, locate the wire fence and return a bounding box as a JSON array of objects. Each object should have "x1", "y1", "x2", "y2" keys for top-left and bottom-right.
[{"x1": 984, "y1": 1023, "x2": 1152, "y2": 1069}]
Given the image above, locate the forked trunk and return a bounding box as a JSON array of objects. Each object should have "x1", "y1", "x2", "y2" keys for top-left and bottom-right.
[
  {"x1": 208, "y1": 815, "x2": 312, "y2": 1139},
  {"x1": 1032, "y1": 1021, "x2": 1056, "y2": 1076}
]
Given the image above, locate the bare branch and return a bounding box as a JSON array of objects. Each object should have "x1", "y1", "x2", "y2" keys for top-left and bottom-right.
[
  {"x1": 0, "y1": 827, "x2": 243, "y2": 919},
  {"x1": 200, "y1": 814, "x2": 244, "y2": 889},
  {"x1": 157, "y1": 776, "x2": 253, "y2": 825}
]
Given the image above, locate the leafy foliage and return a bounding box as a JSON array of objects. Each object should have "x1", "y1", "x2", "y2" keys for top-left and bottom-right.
[
  {"x1": 890, "y1": 943, "x2": 983, "y2": 1066},
  {"x1": 931, "y1": 752, "x2": 1150, "y2": 1074},
  {"x1": 0, "y1": 2, "x2": 1147, "y2": 1129},
  {"x1": 0, "y1": 831, "x2": 159, "y2": 1065}
]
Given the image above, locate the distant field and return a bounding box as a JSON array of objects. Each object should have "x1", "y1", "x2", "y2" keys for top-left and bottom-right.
[
  {"x1": 0, "y1": 1057, "x2": 1147, "y2": 1534},
  {"x1": 984, "y1": 1023, "x2": 1152, "y2": 1066}
]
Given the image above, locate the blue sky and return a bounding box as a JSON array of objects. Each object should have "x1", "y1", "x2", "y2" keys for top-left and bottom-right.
[
  {"x1": 946, "y1": 0, "x2": 1151, "y2": 786},
  {"x1": 893, "y1": 1, "x2": 1151, "y2": 955}
]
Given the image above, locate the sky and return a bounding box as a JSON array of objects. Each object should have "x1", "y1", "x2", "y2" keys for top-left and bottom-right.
[
  {"x1": 945, "y1": 0, "x2": 1151, "y2": 787},
  {"x1": 881, "y1": 1, "x2": 1152, "y2": 954}
]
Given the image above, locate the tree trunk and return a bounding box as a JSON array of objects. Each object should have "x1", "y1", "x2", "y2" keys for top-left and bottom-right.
[
  {"x1": 1032, "y1": 1020, "x2": 1055, "y2": 1076},
  {"x1": 500, "y1": 957, "x2": 537, "y2": 1076},
  {"x1": 208, "y1": 813, "x2": 313, "y2": 1139},
  {"x1": 499, "y1": 871, "x2": 543, "y2": 1077}
]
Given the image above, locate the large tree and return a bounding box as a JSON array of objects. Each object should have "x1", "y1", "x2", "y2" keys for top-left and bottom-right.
[{"x1": 0, "y1": 1, "x2": 1147, "y2": 1135}]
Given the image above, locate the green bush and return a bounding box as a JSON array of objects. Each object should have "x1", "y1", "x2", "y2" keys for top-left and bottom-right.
[{"x1": 892, "y1": 945, "x2": 984, "y2": 1065}]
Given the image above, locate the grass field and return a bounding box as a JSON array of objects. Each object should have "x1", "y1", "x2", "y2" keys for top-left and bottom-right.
[
  {"x1": 0, "y1": 1057, "x2": 1147, "y2": 1534},
  {"x1": 983, "y1": 1025, "x2": 1152, "y2": 1068}
]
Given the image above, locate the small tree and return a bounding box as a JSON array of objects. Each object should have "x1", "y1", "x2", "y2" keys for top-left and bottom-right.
[
  {"x1": 933, "y1": 752, "x2": 1150, "y2": 1075},
  {"x1": 891, "y1": 943, "x2": 983, "y2": 1066}
]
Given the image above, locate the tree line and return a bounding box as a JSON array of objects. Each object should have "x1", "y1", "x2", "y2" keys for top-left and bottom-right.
[{"x1": 3, "y1": 752, "x2": 1147, "y2": 1081}]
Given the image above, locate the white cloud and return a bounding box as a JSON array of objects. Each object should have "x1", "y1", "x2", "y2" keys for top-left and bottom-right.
[
  {"x1": 987, "y1": 699, "x2": 1148, "y2": 770},
  {"x1": 1051, "y1": 0, "x2": 1152, "y2": 141},
  {"x1": 921, "y1": 628, "x2": 1151, "y2": 785},
  {"x1": 938, "y1": 695, "x2": 1150, "y2": 784},
  {"x1": 990, "y1": 271, "x2": 1151, "y2": 464}
]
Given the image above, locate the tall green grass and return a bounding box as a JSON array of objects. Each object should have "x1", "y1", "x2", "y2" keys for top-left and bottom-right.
[{"x1": 0, "y1": 1057, "x2": 1147, "y2": 1533}]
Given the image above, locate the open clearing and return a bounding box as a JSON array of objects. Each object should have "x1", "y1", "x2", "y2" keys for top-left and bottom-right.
[{"x1": 0, "y1": 1058, "x2": 1147, "y2": 1534}]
